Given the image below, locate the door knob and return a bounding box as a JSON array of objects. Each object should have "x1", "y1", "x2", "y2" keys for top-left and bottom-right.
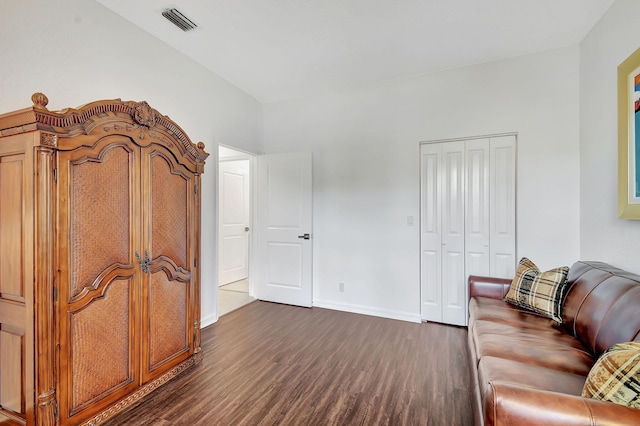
[
  {"x1": 245, "y1": 227, "x2": 250, "y2": 232},
  {"x1": 298, "y1": 233, "x2": 311, "y2": 240}
]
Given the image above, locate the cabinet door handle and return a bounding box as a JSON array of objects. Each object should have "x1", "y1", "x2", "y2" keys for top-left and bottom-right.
[{"x1": 135, "y1": 250, "x2": 150, "y2": 273}]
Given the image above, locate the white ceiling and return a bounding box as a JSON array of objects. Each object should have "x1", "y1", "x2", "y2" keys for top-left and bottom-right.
[{"x1": 96, "y1": 0, "x2": 614, "y2": 103}]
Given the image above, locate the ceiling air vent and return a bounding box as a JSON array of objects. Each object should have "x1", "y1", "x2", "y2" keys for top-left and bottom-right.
[{"x1": 162, "y1": 8, "x2": 198, "y2": 32}]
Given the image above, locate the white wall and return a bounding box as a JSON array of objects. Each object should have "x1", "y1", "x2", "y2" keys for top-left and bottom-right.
[
  {"x1": 580, "y1": 0, "x2": 640, "y2": 273},
  {"x1": 0, "y1": 0, "x2": 263, "y2": 327},
  {"x1": 263, "y1": 48, "x2": 581, "y2": 322}
]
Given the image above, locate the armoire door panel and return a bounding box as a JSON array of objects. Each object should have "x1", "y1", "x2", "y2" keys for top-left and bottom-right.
[
  {"x1": 67, "y1": 278, "x2": 136, "y2": 416},
  {"x1": 147, "y1": 269, "x2": 189, "y2": 371},
  {"x1": 57, "y1": 138, "x2": 141, "y2": 424},
  {"x1": 68, "y1": 143, "x2": 135, "y2": 297},
  {"x1": 149, "y1": 151, "x2": 190, "y2": 270},
  {"x1": 142, "y1": 146, "x2": 195, "y2": 381}
]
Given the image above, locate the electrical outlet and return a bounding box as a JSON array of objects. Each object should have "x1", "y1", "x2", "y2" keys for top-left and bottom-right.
[{"x1": 339, "y1": 282, "x2": 344, "y2": 292}]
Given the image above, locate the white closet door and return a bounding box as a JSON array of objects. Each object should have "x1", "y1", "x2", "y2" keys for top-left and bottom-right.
[
  {"x1": 420, "y1": 135, "x2": 516, "y2": 325},
  {"x1": 420, "y1": 143, "x2": 443, "y2": 322},
  {"x1": 465, "y1": 139, "x2": 490, "y2": 278},
  {"x1": 490, "y1": 136, "x2": 517, "y2": 278},
  {"x1": 441, "y1": 142, "x2": 466, "y2": 326}
]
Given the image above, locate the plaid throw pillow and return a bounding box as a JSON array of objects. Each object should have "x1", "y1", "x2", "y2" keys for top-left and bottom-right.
[
  {"x1": 503, "y1": 257, "x2": 570, "y2": 323},
  {"x1": 582, "y1": 342, "x2": 640, "y2": 409}
]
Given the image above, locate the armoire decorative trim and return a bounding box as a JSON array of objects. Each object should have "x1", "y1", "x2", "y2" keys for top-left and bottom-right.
[
  {"x1": 80, "y1": 355, "x2": 199, "y2": 426},
  {"x1": 22, "y1": 93, "x2": 208, "y2": 168},
  {"x1": 40, "y1": 132, "x2": 57, "y2": 147}
]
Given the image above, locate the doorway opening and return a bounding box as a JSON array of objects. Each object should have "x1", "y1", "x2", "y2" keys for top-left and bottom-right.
[{"x1": 218, "y1": 145, "x2": 256, "y2": 316}]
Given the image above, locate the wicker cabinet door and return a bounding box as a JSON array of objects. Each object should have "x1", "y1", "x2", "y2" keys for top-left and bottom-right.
[
  {"x1": 141, "y1": 146, "x2": 196, "y2": 383},
  {"x1": 56, "y1": 138, "x2": 141, "y2": 425}
]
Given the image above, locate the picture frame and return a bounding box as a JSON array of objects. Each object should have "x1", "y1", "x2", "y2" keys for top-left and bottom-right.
[{"x1": 618, "y1": 47, "x2": 640, "y2": 219}]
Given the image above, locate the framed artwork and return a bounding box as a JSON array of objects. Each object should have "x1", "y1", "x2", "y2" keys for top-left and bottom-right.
[{"x1": 618, "y1": 47, "x2": 640, "y2": 219}]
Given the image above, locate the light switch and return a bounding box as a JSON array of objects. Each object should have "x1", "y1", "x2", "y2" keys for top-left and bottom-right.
[{"x1": 407, "y1": 216, "x2": 414, "y2": 226}]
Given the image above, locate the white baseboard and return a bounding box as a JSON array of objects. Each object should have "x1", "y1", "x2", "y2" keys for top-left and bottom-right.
[
  {"x1": 200, "y1": 313, "x2": 218, "y2": 329},
  {"x1": 313, "y1": 299, "x2": 421, "y2": 323}
]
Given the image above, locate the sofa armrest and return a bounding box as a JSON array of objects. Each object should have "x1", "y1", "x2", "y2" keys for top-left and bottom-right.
[
  {"x1": 486, "y1": 382, "x2": 640, "y2": 426},
  {"x1": 468, "y1": 275, "x2": 512, "y2": 300}
]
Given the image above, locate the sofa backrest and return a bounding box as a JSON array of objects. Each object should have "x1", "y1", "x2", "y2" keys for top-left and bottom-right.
[{"x1": 562, "y1": 261, "x2": 640, "y2": 357}]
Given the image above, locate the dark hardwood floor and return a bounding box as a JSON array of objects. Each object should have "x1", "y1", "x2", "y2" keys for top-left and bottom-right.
[{"x1": 104, "y1": 301, "x2": 473, "y2": 426}]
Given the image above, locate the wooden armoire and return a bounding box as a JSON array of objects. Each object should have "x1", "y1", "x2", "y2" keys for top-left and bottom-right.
[{"x1": 0, "y1": 94, "x2": 208, "y2": 425}]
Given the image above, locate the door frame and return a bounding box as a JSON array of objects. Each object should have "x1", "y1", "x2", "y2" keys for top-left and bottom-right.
[{"x1": 216, "y1": 144, "x2": 259, "y2": 315}]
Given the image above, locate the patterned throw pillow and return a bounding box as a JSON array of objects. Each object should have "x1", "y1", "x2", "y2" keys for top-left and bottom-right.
[
  {"x1": 582, "y1": 342, "x2": 640, "y2": 409},
  {"x1": 503, "y1": 257, "x2": 570, "y2": 323}
]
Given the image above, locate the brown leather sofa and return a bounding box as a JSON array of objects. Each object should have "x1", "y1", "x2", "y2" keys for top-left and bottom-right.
[{"x1": 467, "y1": 261, "x2": 640, "y2": 425}]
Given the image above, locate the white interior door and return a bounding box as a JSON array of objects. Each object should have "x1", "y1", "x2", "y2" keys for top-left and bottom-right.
[
  {"x1": 219, "y1": 159, "x2": 251, "y2": 285},
  {"x1": 256, "y1": 152, "x2": 313, "y2": 307}
]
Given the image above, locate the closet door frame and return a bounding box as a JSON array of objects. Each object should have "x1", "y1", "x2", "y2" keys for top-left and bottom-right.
[{"x1": 419, "y1": 133, "x2": 517, "y2": 326}]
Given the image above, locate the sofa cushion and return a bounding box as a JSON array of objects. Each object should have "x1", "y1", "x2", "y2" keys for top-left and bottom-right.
[
  {"x1": 582, "y1": 342, "x2": 640, "y2": 409},
  {"x1": 478, "y1": 356, "x2": 586, "y2": 395},
  {"x1": 504, "y1": 257, "x2": 570, "y2": 323},
  {"x1": 470, "y1": 297, "x2": 559, "y2": 332},
  {"x1": 471, "y1": 319, "x2": 594, "y2": 375}
]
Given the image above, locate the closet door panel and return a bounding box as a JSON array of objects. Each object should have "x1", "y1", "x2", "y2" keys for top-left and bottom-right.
[
  {"x1": 441, "y1": 142, "x2": 466, "y2": 326},
  {"x1": 142, "y1": 147, "x2": 195, "y2": 381},
  {"x1": 57, "y1": 139, "x2": 140, "y2": 424},
  {"x1": 490, "y1": 136, "x2": 517, "y2": 278},
  {"x1": 420, "y1": 144, "x2": 442, "y2": 321},
  {"x1": 465, "y1": 139, "x2": 490, "y2": 278}
]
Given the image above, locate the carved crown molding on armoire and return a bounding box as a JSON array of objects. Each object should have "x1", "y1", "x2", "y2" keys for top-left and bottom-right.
[{"x1": 0, "y1": 93, "x2": 208, "y2": 426}]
